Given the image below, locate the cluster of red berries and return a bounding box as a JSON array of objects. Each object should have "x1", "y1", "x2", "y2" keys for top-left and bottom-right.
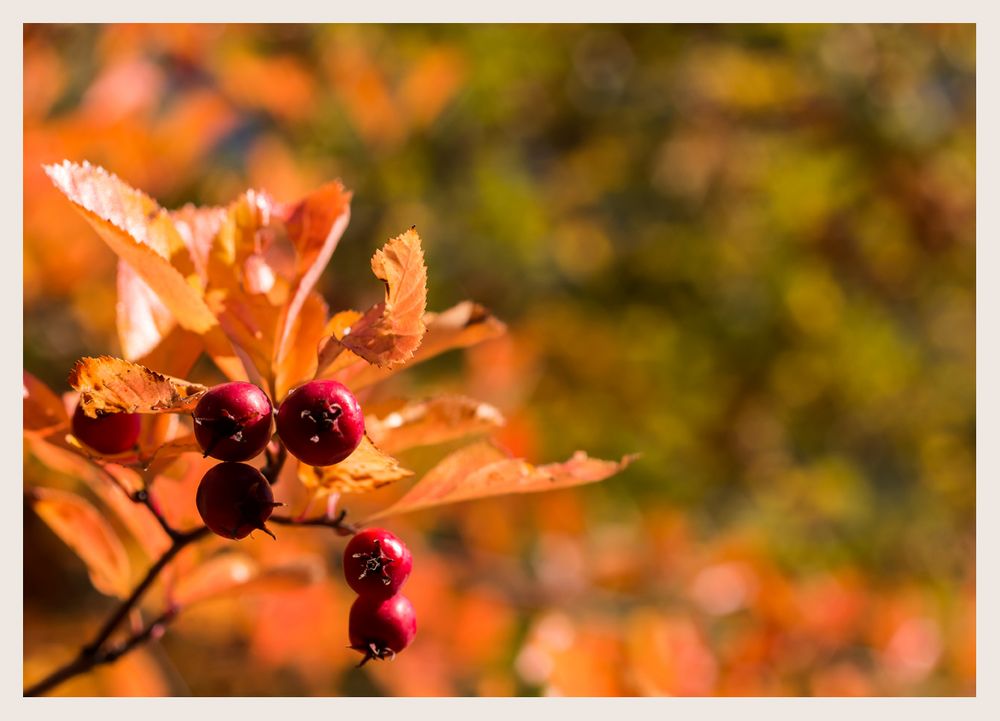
[
  {"x1": 71, "y1": 379, "x2": 366, "y2": 539},
  {"x1": 71, "y1": 378, "x2": 416, "y2": 664},
  {"x1": 343, "y1": 528, "x2": 417, "y2": 665}
]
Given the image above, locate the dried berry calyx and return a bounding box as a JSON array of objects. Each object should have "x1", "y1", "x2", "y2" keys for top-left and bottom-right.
[
  {"x1": 196, "y1": 462, "x2": 282, "y2": 540},
  {"x1": 348, "y1": 593, "x2": 417, "y2": 666},
  {"x1": 276, "y1": 380, "x2": 365, "y2": 467},
  {"x1": 193, "y1": 382, "x2": 274, "y2": 462},
  {"x1": 343, "y1": 528, "x2": 413, "y2": 598},
  {"x1": 71, "y1": 402, "x2": 142, "y2": 455}
]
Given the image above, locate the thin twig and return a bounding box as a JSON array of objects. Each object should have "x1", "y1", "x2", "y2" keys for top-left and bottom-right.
[
  {"x1": 82, "y1": 527, "x2": 208, "y2": 658},
  {"x1": 271, "y1": 509, "x2": 360, "y2": 536},
  {"x1": 132, "y1": 489, "x2": 182, "y2": 541},
  {"x1": 261, "y1": 440, "x2": 287, "y2": 486}
]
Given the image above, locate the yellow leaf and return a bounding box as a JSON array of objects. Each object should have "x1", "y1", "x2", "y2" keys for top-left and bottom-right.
[
  {"x1": 30, "y1": 487, "x2": 131, "y2": 598},
  {"x1": 337, "y1": 228, "x2": 428, "y2": 369},
  {"x1": 44, "y1": 161, "x2": 218, "y2": 334},
  {"x1": 366, "y1": 442, "x2": 636, "y2": 522},
  {"x1": 69, "y1": 356, "x2": 206, "y2": 416},
  {"x1": 367, "y1": 395, "x2": 505, "y2": 454},
  {"x1": 297, "y1": 436, "x2": 412, "y2": 495}
]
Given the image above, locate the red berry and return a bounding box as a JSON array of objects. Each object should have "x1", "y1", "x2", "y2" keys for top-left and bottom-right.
[
  {"x1": 193, "y1": 382, "x2": 274, "y2": 462},
  {"x1": 348, "y1": 594, "x2": 417, "y2": 665},
  {"x1": 344, "y1": 528, "x2": 413, "y2": 598},
  {"x1": 195, "y1": 462, "x2": 279, "y2": 540},
  {"x1": 275, "y1": 380, "x2": 364, "y2": 466},
  {"x1": 71, "y1": 403, "x2": 141, "y2": 455}
]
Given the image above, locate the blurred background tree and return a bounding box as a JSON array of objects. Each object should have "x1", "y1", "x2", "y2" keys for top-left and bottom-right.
[{"x1": 23, "y1": 23, "x2": 975, "y2": 696}]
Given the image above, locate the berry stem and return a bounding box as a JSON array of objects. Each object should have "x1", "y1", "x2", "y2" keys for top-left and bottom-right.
[
  {"x1": 271, "y1": 508, "x2": 360, "y2": 536},
  {"x1": 132, "y1": 488, "x2": 182, "y2": 541},
  {"x1": 261, "y1": 439, "x2": 287, "y2": 485}
]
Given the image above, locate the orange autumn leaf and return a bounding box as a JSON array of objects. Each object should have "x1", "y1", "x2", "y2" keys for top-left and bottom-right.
[
  {"x1": 44, "y1": 160, "x2": 217, "y2": 334},
  {"x1": 274, "y1": 291, "x2": 328, "y2": 400},
  {"x1": 169, "y1": 202, "x2": 227, "y2": 283},
  {"x1": 315, "y1": 309, "x2": 363, "y2": 378},
  {"x1": 69, "y1": 356, "x2": 206, "y2": 416},
  {"x1": 140, "y1": 433, "x2": 203, "y2": 474},
  {"x1": 94, "y1": 483, "x2": 172, "y2": 560},
  {"x1": 24, "y1": 371, "x2": 69, "y2": 436},
  {"x1": 331, "y1": 301, "x2": 506, "y2": 389},
  {"x1": 367, "y1": 395, "x2": 506, "y2": 454},
  {"x1": 366, "y1": 442, "x2": 636, "y2": 522},
  {"x1": 29, "y1": 486, "x2": 131, "y2": 599},
  {"x1": 207, "y1": 288, "x2": 282, "y2": 390},
  {"x1": 116, "y1": 259, "x2": 176, "y2": 360},
  {"x1": 134, "y1": 325, "x2": 205, "y2": 383},
  {"x1": 336, "y1": 228, "x2": 427, "y2": 369},
  {"x1": 173, "y1": 552, "x2": 324, "y2": 608},
  {"x1": 297, "y1": 436, "x2": 412, "y2": 496},
  {"x1": 276, "y1": 181, "x2": 352, "y2": 367}
]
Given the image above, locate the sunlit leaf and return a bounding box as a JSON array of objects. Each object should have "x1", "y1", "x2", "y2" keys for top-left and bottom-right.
[
  {"x1": 116, "y1": 259, "x2": 176, "y2": 361},
  {"x1": 275, "y1": 181, "x2": 352, "y2": 367},
  {"x1": 169, "y1": 203, "x2": 227, "y2": 283},
  {"x1": 134, "y1": 326, "x2": 205, "y2": 382},
  {"x1": 44, "y1": 161, "x2": 217, "y2": 334},
  {"x1": 367, "y1": 395, "x2": 505, "y2": 453},
  {"x1": 26, "y1": 437, "x2": 170, "y2": 558},
  {"x1": 366, "y1": 442, "x2": 636, "y2": 521},
  {"x1": 330, "y1": 301, "x2": 506, "y2": 389},
  {"x1": 140, "y1": 433, "x2": 202, "y2": 473},
  {"x1": 69, "y1": 356, "x2": 206, "y2": 416},
  {"x1": 24, "y1": 371, "x2": 69, "y2": 436},
  {"x1": 274, "y1": 291, "x2": 328, "y2": 401},
  {"x1": 297, "y1": 436, "x2": 412, "y2": 496},
  {"x1": 315, "y1": 309, "x2": 363, "y2": 378},
  {"x1": 207, "y1": 289, "x2": 282, "y2": 390},
  {"x1": 207, "y1": 189, "x2": 282, "y2": 286},
  {"x1": 334, "y1": 228, "x2": 427, "y2": 369},
  {"x1": 29, "y1": 486, "x2": 131, "y2": 598}
]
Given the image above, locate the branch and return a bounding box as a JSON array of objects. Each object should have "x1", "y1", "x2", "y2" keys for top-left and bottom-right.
[
  {"x1": 25, "y1": 607, "x2": 178, "y2": 697},
  {"x1": 24, "y1": 526, "x2": 209, "y2": 697}
]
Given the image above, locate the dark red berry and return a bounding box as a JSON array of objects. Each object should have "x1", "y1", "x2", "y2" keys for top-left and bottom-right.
[
  {"x1": 344, "y1": 528, "x2": 413, "y2": 598},
  {"x1": 195, "y1": 462, "x2": 280, "y2": 540},
  {"x1": 276, "y1": 380, "x2": 364, "y2": 467},
  {"x1": 193, "y1": 382, "x2": 274, "y2": 462},
  {"x1": 71, "y1": 403, "x2": 141, "y2": 455},
  {"x1": 348, "y1": 593, "x2": 417, "y2": 665}
]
